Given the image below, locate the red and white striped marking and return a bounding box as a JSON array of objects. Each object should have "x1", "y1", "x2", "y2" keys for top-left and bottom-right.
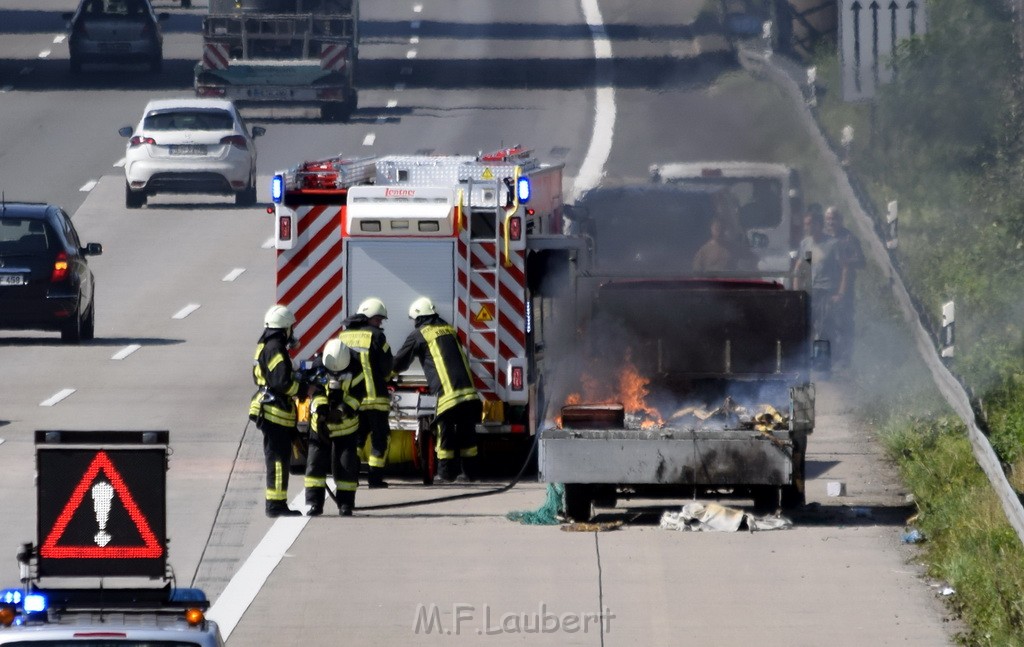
[
  {"x1": 202, "y1": 42, "x2": 230, "y2": 70},
  {"x1": 320, "y1": 44, "x2": 348, "y2": 72},
  {"x1": 276, "y1": 205, "x2": 345, "y2": 358}
]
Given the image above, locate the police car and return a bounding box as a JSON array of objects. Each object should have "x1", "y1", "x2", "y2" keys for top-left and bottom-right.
[{"x1": 0, "y1": 585, "x2": 223, "y2": 646}]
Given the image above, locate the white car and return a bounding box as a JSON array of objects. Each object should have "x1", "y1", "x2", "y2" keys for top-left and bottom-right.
[{"x1": 119, "y1": 98, "x2": 265, "y2": 208}]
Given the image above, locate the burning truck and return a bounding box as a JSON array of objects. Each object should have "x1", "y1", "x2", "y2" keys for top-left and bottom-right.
[{"x1": 537, "y1": 167, "x2": 821, "y2": 521}]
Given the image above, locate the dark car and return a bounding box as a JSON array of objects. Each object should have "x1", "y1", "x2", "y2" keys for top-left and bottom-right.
[
  {"x1": 0, "y1": 203, "x2": 102, "y2": 343},
  {"x1": 64, "y1": 0, "x2": 168, "y2": 74}
]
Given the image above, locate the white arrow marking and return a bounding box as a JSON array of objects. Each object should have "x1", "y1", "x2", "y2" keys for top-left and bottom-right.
[
  {"x1": 111, "y1": 344, "x2": 141, "y2": 360},
  {"x1": 40, "y1": 389, "x2": 75, "y2": 407},
  {"x1": 172, "y1": 304, "x2": 201, "y2": 319}
]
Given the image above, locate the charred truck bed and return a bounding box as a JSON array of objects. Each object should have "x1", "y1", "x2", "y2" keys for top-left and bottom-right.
[{"x1": 539, "y1": 279, "x2": 816, "y2": 519}]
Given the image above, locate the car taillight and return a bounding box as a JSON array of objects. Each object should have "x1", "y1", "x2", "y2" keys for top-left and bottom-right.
[
  {"x1": 129, "y1": 136, "x2": 156, "y2": 147},
  {"x1": 50, "y1": 252, "x2": 69, "y2": 283},
  {"x1": 220, "y1": 135, "x2": 248, "y2": 150},
  {"x1": 197, "y1": 87, "x2": 227, "y2": 97}
]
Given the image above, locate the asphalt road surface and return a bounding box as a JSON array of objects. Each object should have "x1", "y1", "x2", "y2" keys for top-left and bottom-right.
[{"x1": 0, "y1": 0, "x2": 957, "y2": 645}]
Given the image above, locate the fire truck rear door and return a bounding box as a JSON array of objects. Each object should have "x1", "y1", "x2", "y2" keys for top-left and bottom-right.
[{"x1": 346, "y1": 240, "x2": 456, "y2": 379}]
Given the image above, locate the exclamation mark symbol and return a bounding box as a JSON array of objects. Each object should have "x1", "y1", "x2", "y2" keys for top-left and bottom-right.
[{"x1": 92, "y1": 481, "x2": 114, "y2": 547}]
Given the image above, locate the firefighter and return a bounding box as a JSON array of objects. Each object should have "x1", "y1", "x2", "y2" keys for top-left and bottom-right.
[
  {"x1": 249, "y1": 305, "x2": 303, "y2": 517},
  {"x1": 339, "y1": 297, "x2": 394, "y2": 489},
  {"x1": 305, "y1": 338, "x2": 365, "y2": 516},
  {"x1": 392, "y1": 296, "x2": 483, "y2": 483}
]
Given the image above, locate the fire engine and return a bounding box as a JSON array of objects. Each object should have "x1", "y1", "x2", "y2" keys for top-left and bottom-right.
[{"x1": 270, "y1": 148, "x2": 572, "y2": 473}]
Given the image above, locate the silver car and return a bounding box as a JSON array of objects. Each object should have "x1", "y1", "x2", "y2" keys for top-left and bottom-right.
[{"x1": 63, "y1": 0, "x2": 168, "y2": 74}]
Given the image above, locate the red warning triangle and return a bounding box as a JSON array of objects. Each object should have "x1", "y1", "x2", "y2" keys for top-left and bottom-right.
[{"x1": 40, "y1": 451, "x2": 163, "y2": 559}]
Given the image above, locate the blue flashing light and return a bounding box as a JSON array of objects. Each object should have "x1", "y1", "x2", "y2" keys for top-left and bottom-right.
[
  {"x1": 169, "y1": 588, "x2": 209, "y2": 604},
  {"x1": 23, "y1": 594, "x2": 46, "y2": 614},
  {"x1": 516, "y1": 176, "x2": 531, "y2": 203},
  {"x1": 271, "y1": 174, "x2": 285, "y2": 203},
  {"x1": 0, "y1": 589, "x2": 23, "y2": 606}
]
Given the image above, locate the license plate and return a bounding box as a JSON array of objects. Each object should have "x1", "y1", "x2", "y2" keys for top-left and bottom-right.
[
  {"x1": 170, "y1": 145, "x2": 208, "y2": 156},
  {"x1": 247, "y1": 88, "x2": 291, "y2": 100},
  {"x1": 0, "y1": 275, "x2": 25, "y2": 286}
]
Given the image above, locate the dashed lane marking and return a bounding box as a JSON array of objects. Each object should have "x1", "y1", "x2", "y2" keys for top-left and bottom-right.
[
  {"x1": 222, "y1": 268, "x2": 246, "y2": 282},
  {"x1": 406, "y1": 49, "x2": 417, "y2": 59},
  {"x1": 38, "y1": 50, "x2": 51, "y2": 58},
  {"x1": 111, "y1": 344, "x2": 141, "y2": 360},
  {"x1": 362, "y1": 133, "x2": 376, "y2": 146},
  {"x1": 413, "y1": 4, "x2": 422, "y2": 12},
  {"x1": 386, "y1": 99, "x2": 398, "y2": 108},
  {"x1": 79, "y1": 180, "x2": 97, "y2": 192},
  {"x1": 409, "y1": 36, "x2": 419, "y2": 44},
  {"x1": 261, "y1": 237, "x2": 275, "y2": 249},
  {"x1": 40, "y1": 389, "x2": 75, "y2": 407},
  {"x1": 53, "y1": 35, "x2": 66, "y2": 44},
  {"x1": 113, "y1": 158, "x2": 126, "y2": 167},
  {"x1": 172, "y1": 304, "x2": 201, "y2": 319}
]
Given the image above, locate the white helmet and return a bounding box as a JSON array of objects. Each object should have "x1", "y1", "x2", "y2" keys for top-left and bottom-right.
[
  {"x1": 322, "y1": 338, "x2": 351, "y2": 372},
  {"x1": 357, "y1": 297, "x2": 388, "y2": 319},
  {"x1": 408, "y1": 296, "x2": 437, "y2": 319},
  {"x1": 264, "y1": 304, "x2": 296, "y2": 330}
]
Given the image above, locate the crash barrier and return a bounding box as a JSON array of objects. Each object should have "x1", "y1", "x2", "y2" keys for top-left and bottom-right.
[{"x1": 738, "y1": 45, "x2": 1024, "y2": 546}]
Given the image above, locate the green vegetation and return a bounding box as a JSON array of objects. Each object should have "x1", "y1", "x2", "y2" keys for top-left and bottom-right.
[{"x1": 808, "y1": 0, "x2": 1024, "y2": 642}]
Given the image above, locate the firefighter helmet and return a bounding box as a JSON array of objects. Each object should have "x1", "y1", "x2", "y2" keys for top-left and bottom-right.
[
  {"x1": 264, "y1": 304, "x2": 296, "y2": 330},
  {"x1": 322, "y1": 338, "x2": 351, "y2": 372},
  {"x1": 408, "y1": 296, "x2": 437, "y2": 319},
  {"x1": 357, "y1": 297, "x2": 388, "y2": 319}
]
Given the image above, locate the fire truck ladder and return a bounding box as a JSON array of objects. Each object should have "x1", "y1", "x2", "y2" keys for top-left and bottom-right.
[{"x1": 463, "y1": 177, "x2": 504, "y2": 398}]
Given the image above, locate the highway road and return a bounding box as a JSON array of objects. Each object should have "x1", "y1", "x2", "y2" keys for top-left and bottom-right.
[{"x1": 0, "y1": 0, "x2": 957, "y2": 644}]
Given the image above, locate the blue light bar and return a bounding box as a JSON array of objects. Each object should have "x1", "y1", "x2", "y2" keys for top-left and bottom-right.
[
  {"x1": 271, "y1": 174, "x2": 285, "y2": 203},
  {"x1": 516, "y1": 176, "x2": 531, "y2": 203},
  {"x1": 23, "y1": 594, "x2": 46, "y2": 613}
]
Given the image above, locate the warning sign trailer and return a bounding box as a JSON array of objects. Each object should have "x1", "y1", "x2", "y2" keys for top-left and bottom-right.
[{"x1": 33, "y1": 430, "x2": 169, "y2": 580}]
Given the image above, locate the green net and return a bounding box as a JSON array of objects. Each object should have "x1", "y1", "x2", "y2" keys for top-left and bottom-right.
[{"x1": 506, "y1": 483, "x2": 565, "y2": 525}]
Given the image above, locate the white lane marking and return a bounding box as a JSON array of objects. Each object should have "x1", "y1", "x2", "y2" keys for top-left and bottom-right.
[
  {"x1": 571, "y1": 0, "x2": 616, "y2": 202},
  {"x1": 172, "y1": 304, "x2": 201, "y2": 319},
  {"x1": 53, "y1": 35, "x2": 66, "y2": 44},
  {"x1": 409, "y1": 36, "x2": 419, "y2": 44},
  {"x1": 207, "y1": 492, "x2": 309, "y2": 640},
  {"x1": 261, "y1": 237, "x2": 275, "y2": 249},
  {"x1": 413, "y1": 4, "x2": 422, "y2": 12},
  {"x1": 0, "y1": 439, "x2": 4, "y2": 447},
  {"x1": 111, "y1": 344, "x2": 142, "y2": 360},
  {"x1": 38, "y1": 50, "x2": 51, "y2": 58},
  {"x1": 79, "y1": 180, "x2": 98, "y2": 192},
  {"x1": 386, "y1": 99, "x2": 398, "y2": 108},
  {"x1": 362, "y1": 133, "x2": 376, "y2": 146},
  {"x1": 222, "y1": 268, "x2": 246, "y2": 282},
  {"x1": 40, "y1": 389, "x2": 75, "y2": 407},
  {"x1": 113, "y1": 158, "x2": 126, "y2": 168},
  {"x1": 406, "y1": 49, "x2": 417, "y2": 59}
]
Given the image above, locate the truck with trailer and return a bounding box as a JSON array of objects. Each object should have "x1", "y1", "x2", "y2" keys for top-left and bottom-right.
[
  {"x1": 194, "y1": 0, "x2": 359, "y2": 122},
  {"x1": 539, "y1": 165, "x2": 822, "y2": 520},
  {"x1": 270, "y1": 148, "x2": 572, "y2": 477}
]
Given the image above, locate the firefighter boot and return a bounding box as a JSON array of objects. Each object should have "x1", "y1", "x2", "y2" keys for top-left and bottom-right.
[
  {"x1": 266, "y1": 501, "x2": 302, "y2": 518},
  {"x1": 337, "y1": 490, "x2": 355, "y2": 517},
  {"x1": 367, "y1": 466, "x2": 389, "y2": 489},
  {"x1": 458, "y1": 457, "x2": 478, "y2": 483},
  {"x1": 305, "y1": 487, "x2": 325, "y2": 517},
  {"x1": 435, "y1": 458, "x2": 458, "y2": 483}
]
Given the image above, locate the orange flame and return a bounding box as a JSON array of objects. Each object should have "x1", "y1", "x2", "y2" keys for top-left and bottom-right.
[{"x1": 559, "y1": 352, "x2": 663, "y2": 428}]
